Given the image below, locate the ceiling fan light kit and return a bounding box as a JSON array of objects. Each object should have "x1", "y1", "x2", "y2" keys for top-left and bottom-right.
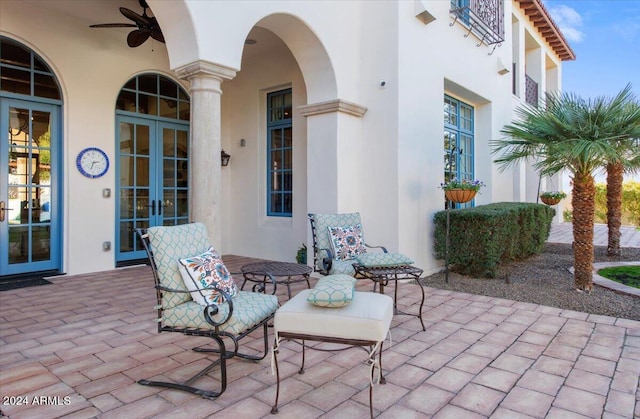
[{"x1": 90, "y1": 0, "x2": 164, "y2": 48}]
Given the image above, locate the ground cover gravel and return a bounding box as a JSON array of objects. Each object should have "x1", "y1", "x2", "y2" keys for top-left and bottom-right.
[{"x1": 422, "y1": 243, "x2": 640, "y2": 321}]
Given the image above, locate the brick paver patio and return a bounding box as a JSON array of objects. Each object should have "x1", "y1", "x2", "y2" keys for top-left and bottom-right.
[{"x1": 1, "y1": 227, "x2": 639, "y2": 418}]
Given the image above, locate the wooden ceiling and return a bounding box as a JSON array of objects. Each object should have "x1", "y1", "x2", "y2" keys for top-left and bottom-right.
[{"x1": 514, "y1": 0, "x2": 576, "y2": 61}]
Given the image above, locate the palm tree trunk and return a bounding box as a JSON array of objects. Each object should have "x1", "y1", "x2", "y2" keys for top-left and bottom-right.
[
  {"x1": 572, "y1": 173, "x2": 595, "y2": 291},
  {"x1": 606, "y1": 162, "x2": 623, "y2": 256}
]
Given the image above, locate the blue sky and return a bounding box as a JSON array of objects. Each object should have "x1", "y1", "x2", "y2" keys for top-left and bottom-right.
[
  {"x1": 544, "y1": 1, "x2": 640, "y2": 183},
  {"x1": 544, "y1": 0, "x2": 640, "y2": 99}
]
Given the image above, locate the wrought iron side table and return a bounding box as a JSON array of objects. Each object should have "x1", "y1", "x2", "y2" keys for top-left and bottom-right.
[
  {"x1": 241, "y1": 261, "x2": 312, "y2": 299},
  {"x1": 352, "y1": 263, "x2": 425, "y2": 331}
]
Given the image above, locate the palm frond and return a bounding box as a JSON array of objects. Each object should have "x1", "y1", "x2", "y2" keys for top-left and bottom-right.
[{"x1": 492, "y1": 84, "x2": 640, "y2": 179}]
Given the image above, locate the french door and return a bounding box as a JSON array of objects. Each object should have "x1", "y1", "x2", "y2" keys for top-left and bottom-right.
[
  {"x1": 115, "y1": 116, "x2": 189, "y2": 263},
  {"x1": 0, "y1": 99, "x2": 61, "y2": 275}
]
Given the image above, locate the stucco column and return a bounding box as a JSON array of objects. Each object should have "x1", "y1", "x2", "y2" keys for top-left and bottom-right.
[
  {"x1": 299, "y1": 99, "x2": 367, "y2": 213},
  {"x1": 175, "y1": 61, "x2": 236, "y2": 247}
]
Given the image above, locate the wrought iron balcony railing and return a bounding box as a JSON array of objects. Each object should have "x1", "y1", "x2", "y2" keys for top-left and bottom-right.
[
  {"x1": 450, "y1": 0, "x2": 505, "y2": 54},
  {"x1": 525, "y1": 74, "x2": 539, "y2": 106}
]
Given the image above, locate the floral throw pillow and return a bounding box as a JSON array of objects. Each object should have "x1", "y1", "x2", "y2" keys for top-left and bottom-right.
[
  {"x1": 328, "y1": 224, "x2": 366, "y2": 261},
  {"x1": 178, "y1": 247, "x2": 238, "y2": 306}
]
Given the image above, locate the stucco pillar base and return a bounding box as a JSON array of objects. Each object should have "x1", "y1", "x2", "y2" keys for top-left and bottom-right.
[{"x1": 175, "y1": 61, "x2": 236, "y2": 248}]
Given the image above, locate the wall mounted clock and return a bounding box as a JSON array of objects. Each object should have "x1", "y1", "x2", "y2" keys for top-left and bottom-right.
[{"x1": 76, "y1": 147, "x2": 109, "y2": 178}]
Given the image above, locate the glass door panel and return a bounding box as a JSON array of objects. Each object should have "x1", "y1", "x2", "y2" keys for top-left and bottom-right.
[
  {"x1": 115, "y1": 118, "x2": 188, "y2": 262},
  {"x1": 116, "y1": 118, "x2": 155, "y2": 262},
  {"x1": 1, "y1": 100, "x2": 59, "y2": 275},
  {"x1": 160, "y1": 123, "x2": 189, "y2": 226}
]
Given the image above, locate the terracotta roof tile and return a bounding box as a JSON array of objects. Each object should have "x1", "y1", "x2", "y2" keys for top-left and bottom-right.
[{"x1": 514, "y1": 0, "x2": 576, "y2": 61}]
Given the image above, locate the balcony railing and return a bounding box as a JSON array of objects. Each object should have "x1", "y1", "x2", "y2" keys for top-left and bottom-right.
[
  {"x1": 450, "y1": 0, "x2": 504, "y2": 54},
  {"x1": 525, "y1": 74, "x2": 539, "y2": 106}
]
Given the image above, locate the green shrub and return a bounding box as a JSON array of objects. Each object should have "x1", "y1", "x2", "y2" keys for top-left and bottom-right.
[
  {"x1": 563, "y1": 181, "x2": 640, "y2": 226},
  {"x1": 433, "y1": 202, "x2": 554, "y2": 278},
  {"x1": 622, "y1": 181, "x2": 640, "y2": 226}
]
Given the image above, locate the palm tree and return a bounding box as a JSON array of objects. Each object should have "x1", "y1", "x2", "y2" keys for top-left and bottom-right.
[
  {"x1": 492, "y1": 86, "x2": 640, "y2": 292},
  {"x1": 605, "y1": 124, "x2": 640, "y2": 257}
]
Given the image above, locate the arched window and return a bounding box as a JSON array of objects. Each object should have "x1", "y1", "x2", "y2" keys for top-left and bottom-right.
[
  {"x1": 116, "y1": 73, "x2": 189, "y2": 120},
  {"x1": 115, "y1": 74, "x2": 191, "y2": 264},
  {"x1": 1, "y1": 37, "x2": 63, "y2": 276},
  {"x1": 0, "y1": 37, "x2": 61, "y2": 100}
]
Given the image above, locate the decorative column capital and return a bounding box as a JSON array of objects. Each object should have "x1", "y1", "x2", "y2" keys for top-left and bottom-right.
[
  {"x1": 174, "y1": 60, "x2": 237, "y2": 82},
  {"x1": 298, "y1": 99, "x2": 367, "y2": 118}
]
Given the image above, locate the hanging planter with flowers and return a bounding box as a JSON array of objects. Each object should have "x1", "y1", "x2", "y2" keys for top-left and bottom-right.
[
  {"x1": 540, "y1": 191, "x2": 566, "y2": 206},
  {"x1": 440, "y1": 179, "x2": 486, "y2": 204},
  {"x1": 445, "y1": 189, "x2": 477, "y2": 203}
]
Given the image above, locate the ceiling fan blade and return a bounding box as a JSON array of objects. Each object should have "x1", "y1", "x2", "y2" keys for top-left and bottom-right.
[
  {"x1": 120, "y1": 7, "x2": 151, "y2": 26},
  {"x1": 90, "y1": 23, "x2": 137, "y2": 28},
  {"x1": 151, "y1": 26, "x2": 165, "y2": 43},
  {"x1": 127, "y1": 29, "x2": 151, "y2": 48}
]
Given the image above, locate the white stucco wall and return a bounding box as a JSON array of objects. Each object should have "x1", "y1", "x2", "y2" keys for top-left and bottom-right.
[
  {"x1": 388, "y1": 0, "x2": 515, "y2": 273},
  {"x1": 2, "y1": 0, "x2": 176, "y2": 275},
  {"x1": 1, "y1": 0, "x2": 570, "y2": 277}
]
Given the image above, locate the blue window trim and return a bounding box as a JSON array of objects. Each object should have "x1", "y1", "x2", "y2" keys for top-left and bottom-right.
[
  {"x1": 444, "y1": 95, "x2": 475, "y2": 208},
  {"x1": 266, "y1": 88, "x2": 293, "y2": 217}
]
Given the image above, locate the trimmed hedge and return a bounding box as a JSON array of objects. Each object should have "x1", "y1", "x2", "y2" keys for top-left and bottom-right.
[{"x1": 434, "y1": 202, "x2": 555, "y2": 278}]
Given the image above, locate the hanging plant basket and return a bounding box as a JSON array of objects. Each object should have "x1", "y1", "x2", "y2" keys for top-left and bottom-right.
[
  {"x1": 445, "y1": 189, "x2": 477, "y2": 203},
  {"x1": 540, "y1": 196, "x2": 561, "y2": 206}
]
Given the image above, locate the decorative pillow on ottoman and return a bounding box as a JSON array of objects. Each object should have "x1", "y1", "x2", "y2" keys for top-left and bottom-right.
[
  {"x1": 179, "y1": 247, "x2": 238, "y2": 306},
  {"x1": 307, "y1": 274, "x2": 357, "y2": 308},
  {"x1": 328, "y1": 224, "x2": 366, "y2": 260}
]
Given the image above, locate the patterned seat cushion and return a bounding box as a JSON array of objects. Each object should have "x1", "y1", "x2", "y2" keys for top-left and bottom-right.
[
  {"x1": 329, "y1": 259, "x2": 357, "y2": 276},
  {"x1": 163, "y1": 291, "x2": 279, "y2": 335},
  {"x1": 307, "y1": 274, "x2": 356, "y2": 308},
  {"x1": 309, "y1": 213, "x2": 364, "y2": 274},
  {"x1": 147, "y1": 223, "x2": 212, "y2": 309},
  {"x1": 356, "y1": 253, "x2": 414, "y2": 268}
]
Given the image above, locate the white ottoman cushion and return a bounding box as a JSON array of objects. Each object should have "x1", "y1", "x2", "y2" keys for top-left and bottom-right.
[{"x1": 275, "y1": 290, "x2": 393, "y2": 342}]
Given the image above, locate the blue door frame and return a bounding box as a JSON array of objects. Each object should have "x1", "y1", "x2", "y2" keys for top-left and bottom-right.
[{"x1": 0, "y1": 98, "x2": 62, "y2": 276}]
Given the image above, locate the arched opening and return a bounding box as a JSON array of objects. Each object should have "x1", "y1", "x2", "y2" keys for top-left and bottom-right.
[
  {"x1": 0, "y1": 37, "x2": 63, "y2": 277},
  {"x1": 114, "y1": 73, "x2": 190, "y2": 264}
]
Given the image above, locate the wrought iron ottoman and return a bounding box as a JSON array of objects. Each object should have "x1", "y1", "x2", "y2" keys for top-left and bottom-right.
[{"x1": 271, "y1": 289, "x2": 393, "y2": 418}]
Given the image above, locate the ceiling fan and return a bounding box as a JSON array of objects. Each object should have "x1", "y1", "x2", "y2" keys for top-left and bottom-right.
[{"x1": 90, "y1": 0, "x2": 165, "y2": 48}]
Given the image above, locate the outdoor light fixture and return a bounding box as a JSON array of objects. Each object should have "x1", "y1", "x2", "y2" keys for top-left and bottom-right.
[{"x1": 221, "y1": 149, "x2": 231, "y2": 166}]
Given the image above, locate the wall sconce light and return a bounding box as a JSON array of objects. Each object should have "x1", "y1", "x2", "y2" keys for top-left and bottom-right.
[{"x1": 221, "y1": 149, "x2": 231, "y2": 167}]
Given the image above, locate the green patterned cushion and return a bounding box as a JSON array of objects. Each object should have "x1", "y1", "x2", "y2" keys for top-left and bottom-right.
[
  {"x1": 147, "y1": 223, "x2": 212, "y2": 309},
  {"x1": 163, "y1": 291, "x2": 279, "y2": 335},
  {"x1": 356, "y1": 252, "x2": 414, "y2": 268},
  {"x1": 329, "y1": 259, "x2": 356, "y2": 276},
  {"x1": 309, "y1": 213, "x2": 363, "y2": 271},
  {"x1": 306, "y1": 274, "x2": 356, "y2": 308},
  {"x1": 179, "y1": 247, "x2": 238, "y2": 305}
]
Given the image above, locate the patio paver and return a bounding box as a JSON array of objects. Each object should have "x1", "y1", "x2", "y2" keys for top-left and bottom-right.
[{"x1": 1, "y1": 231, "x2": 639, "y2": 418}]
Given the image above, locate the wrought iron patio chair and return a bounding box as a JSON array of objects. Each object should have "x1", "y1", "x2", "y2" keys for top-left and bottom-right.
[
  {"x1": 308, "y1": 212, "x2": 389, "y2": 276},
  {"x1": 136, "y1": 223, "x2": 279, "y2": 399}
]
